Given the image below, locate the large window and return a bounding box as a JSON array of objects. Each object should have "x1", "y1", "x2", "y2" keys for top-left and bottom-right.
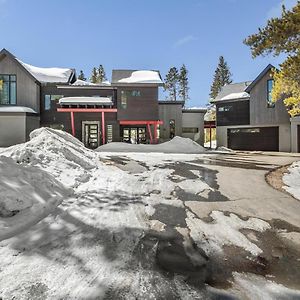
[
  {"x1": 267, "y1": 79, "x2": 274, "y2": 108},
  {"x1": 121, "y1": 91, "x2": 127, "y2": 109},
  {"x1": 44, "y1": 95, "x2": 63, "y2": 110},
  {"x1": 0, "y1": 75, "x2": 16, "y2": 105}
]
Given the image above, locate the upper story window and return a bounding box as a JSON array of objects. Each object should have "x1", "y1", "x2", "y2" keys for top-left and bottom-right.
[
  {"x1": 121, "y1": 91, "x2": 127, "y2": 109},
  {"x1": 44, "y1": 95, "x2": 63, "y2": 111},
  {"x1": 267, "y1": 79, "x2": 275, "y2": 108},
  {"x1": 131, "y1": 90, "x2": 141, "y2": 97},
  {"x1": 0, "y1": 75, "x2": 16, "y2": 105}
]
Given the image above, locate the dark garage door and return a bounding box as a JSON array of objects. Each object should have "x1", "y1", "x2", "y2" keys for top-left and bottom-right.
[{"x1": 228, "y1": 127, "x2": 279, "y2": 151}]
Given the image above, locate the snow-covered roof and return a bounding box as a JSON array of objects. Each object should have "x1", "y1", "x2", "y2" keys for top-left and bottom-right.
[
  {"x1": 17, "y1": 59, "x2": 73, "y2": 83},
  {"x1": 212, "y1": 81, "x2": 252, "y2": 103},
  {"x1": 0, "y1": 106, "x2": 37, "y2": 113},
  {"x1": 112, "y1": 70, "x2": 163, "y2": 84},
  {"x1": 220, "y1": 92, "x2": 250, "y2": 101},
  {"x1": 59, "y1": 97, "x2": 113, "y2": 106},
  {"x1": 72, "y1": 79, "x2": 111, "y2": 86},
  {"x1": 183, "y1": 106, "x2": 207, "y2": 111}
]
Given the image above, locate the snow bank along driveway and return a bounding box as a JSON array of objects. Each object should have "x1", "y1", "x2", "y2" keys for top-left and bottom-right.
[{"x1": 0, "y1": 128, "x2": 300, "y2": 299}]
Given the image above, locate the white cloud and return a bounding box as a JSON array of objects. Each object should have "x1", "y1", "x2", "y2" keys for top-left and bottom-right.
[
  {"x1": 266, "y1": 0, "x2": 298, "y2": 19},
  {"x1": 174, "y1": 35, "x2": 197, "y2": 48}
]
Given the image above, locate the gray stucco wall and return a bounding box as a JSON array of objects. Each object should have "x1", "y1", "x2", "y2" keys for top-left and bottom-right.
[
  {"x1": 182, "y1": 111, "x2": 205, "y2": 145},
  {"x1": 158, "y1": 103, "x2": 182, "y2": 142},
  {"x1": 0, "y1": 113, "x2": 39, "y2": 147},
  {"x1": 250, "y1": 70, "x2": 290, "y2": 125},
  {"x1": 0, "y1": 54, "x2": 40, "y2": 112},
  {"x1": 216, "y1": 124, "x2": 291, "y2": 152},
  {"x1": 291, "y1": 116, "x2": 300, "y2": 152}
]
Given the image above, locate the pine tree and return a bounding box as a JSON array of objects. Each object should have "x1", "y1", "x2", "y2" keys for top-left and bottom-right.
[
  {"x1": 209, "y1": 56, "x2": 233, "y2": 100},
  {"x1": 78, "y1": 70, "x2": 86, "y2": 81},
  {"x1": 178, "y1": 64, "x2": 189, "y2": 103},
  {"x1": 97, "y1": 65, "x2": 107, "y2": 83},
  {"x1": 244, "y1": 2, "x2": 300, "y2": 116},
  {"x1": 90, "y1": 67, "x2": 98, "y2": 83},
  {"x1": 164, "y1": 67, "x2": 179, "y2": 101}
]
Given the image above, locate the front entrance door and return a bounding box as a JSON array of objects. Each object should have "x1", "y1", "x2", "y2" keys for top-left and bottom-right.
[
  {"x1": 122, "y1": 127, "x2": 146, "y2": 144},
  {"x1": 82, "y1": 121, "x2": 100, "y2": 149}
]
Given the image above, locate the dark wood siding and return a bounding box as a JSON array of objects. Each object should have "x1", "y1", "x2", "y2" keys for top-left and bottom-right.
[
  {"x1": 116, "y1": 87, "x2": 159, "y2": 121},
  {"x1": 228, "y1": 127, "x2": 279, "y2": 151},
  {"x1": 216, "y1": 101, "x2": 250, "y2": 126},
  {"x1": 298, "y1": 125, "x2": 300, "y2": 153}
]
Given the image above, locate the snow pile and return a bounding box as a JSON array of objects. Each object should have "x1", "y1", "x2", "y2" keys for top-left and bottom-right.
[
  {"x1": 98, "y1": 136, "x2": 206, "y2": 154},
  {"x1": 220, "y1": 92, "x2": 249, "y2": 101},
  {"x1": 187, "y1": 210, "x2": 271, "y2": 255},
  {"x1": 17, "y1": 59, "x2": 73, "y2": 83},
  {"x1": 283, "y1": 161, "x2": 300, "y2": 200},
  {"x1": 118, "y1": 70, "x2": 162, "y2": 84},
  {"x1": 216, "y1": 146, "x2": 235, "y2": 153},
  {"x1": 1, "y1": 128, "x2": 98, "y2": 187}
]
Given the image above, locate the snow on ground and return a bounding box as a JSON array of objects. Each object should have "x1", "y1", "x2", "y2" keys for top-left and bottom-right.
[
  {"x1": 0, "y1": 128, "x2": 297, "y2": 298},
  {"x1": 283, "y1": 161, "x2": 300, "y2": 200},
  {"x1": 98, "y1": 136, "x2": 206, "y2": 153},
  {"x1": 187, "y1": 210, "x2": 270, "y2": 255}
]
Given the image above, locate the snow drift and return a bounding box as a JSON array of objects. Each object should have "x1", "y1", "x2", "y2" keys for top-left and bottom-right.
[
  {"x1": 1, "y1": 128, "x2": 98, "y2": 187},
  {"x1": 97, "y1": 136, "x2": 206, "y2": 153}
]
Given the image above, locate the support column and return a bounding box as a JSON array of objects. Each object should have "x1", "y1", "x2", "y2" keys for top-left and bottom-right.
[
  {"x1": 147, "y1": 123, "x2": 153, "y2": 144},
  {"x1": 101, "y1": 111, "x2": 106, "y2": 145},
  {"x1": 70, "y1": 111, "x2": 75, "y2": 136},
  {"x1": 209, "y1": 123, "x2": 212, "y2": 149}
]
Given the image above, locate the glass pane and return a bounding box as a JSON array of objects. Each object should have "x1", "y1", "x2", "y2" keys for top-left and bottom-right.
[
  {"x1": 0, "y1": 82, "x2": 9, "y2": 104},
  {"x1": 44, "y1": 95, "x2": 51, "y2": 110},
  {"x1": 10, "y1": 82, "x2": 16, "y2": 104},
  {"x1": 51, "y1": 95, "x2": 63, "y2": 101},
  {"x1": 10, "y1": 75, "x2": 16, "y2": 81},
  {"x1": 0, "y1": 75, "x2": 9, "y2": 81}
]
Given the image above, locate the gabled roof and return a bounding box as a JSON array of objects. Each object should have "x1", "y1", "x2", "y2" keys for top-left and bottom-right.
[
  {"x1": 211, "y1": 81, "x2": 252, "y2": 103},
  {"x1": 0, "y1": 48, "x2": 75, "y2": 84},
  {"x1": 245, "y1": 64, "x2": 275, "y2": 93},
  {"x1": 112, "y1": 69, "x2": 163, "y2": 85}
]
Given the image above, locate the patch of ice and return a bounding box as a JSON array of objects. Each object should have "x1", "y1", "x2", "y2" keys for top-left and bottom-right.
[{"x1": 186, "y1": 210, "x2": 271, "y2": 255}]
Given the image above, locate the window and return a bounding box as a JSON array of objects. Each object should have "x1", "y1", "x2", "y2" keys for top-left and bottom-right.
[
  {"x1": 0, "y1": 75, "x2": 16, "y2": 105},
  {"x1": 182, "y1": 127, "x2": 199, "y2": 134},
  {"x1": 49, "y1": 124, "x2": 64, "y2": 130},
  {"x1": 107, "y1": 124, "x2": 113, "y2": 143},
  {"x1": 131, "y1": 90, "x2": 141, "y2": 97},
  {"x1": 121, "y1": 90, "x2": 127, "y2": 109},
  {"x1": 267, "y1": 79, "x2": 274, "y2": 108},
  {"x1": 44, "y1": 95, "x2": 63, "y2": 110},
  {"x1": 169, "y1": 119, "x2": 175, "y2": 138}
]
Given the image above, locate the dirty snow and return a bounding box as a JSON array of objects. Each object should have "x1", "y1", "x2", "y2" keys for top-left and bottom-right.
[
  {"x1": 118, "y1": 70, "x2": 162, "y2": 84},
  {"x1": 98, "y1": 136, "x2": 206, "y2": 153},
  {"x1": 0, "y1": 128, "x2": 297, "y2": 298},
  {"x1": 17, "y1": 59, "x2": 73, "y2": 83},
  {"x1": 187, "y1": 210, "x2": 271, "y2": 255},
  {"x1": 283, "y1": 161, "x2": 300, "y2": 200}
]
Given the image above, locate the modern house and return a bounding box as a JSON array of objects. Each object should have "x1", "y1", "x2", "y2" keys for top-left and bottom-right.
[
  {"x1": 0, "y1": 48, "x2": 206, "y2": 148},
  {"x1": 212, "y1": 64, "x2": 300, "y2": 152}
]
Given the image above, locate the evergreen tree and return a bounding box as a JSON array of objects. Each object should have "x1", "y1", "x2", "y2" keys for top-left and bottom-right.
[
  {"x1": 78, "y1": 70, "x2": 86, "y2": 81},
  {"x1": 90, "y1": 67, "x2": 98, "y2": 83},
  {"x1": 244, "y1": 2, "x2": 300, "y2": 116},
  {"x1": 209, "y1": 56, "x2": 233, "y2": 100},
  {"x1": 97, "y1": 65, "x2": 107, "y2": 83},
  {"x1": 164, "y1": 67, "x2": 179, "y2": 101},
  {"x1": 178, "y1": 64, "x2": 189, "y2": 103}
]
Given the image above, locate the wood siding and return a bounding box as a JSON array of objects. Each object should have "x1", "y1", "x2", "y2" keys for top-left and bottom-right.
[
  {"x1": 116, "y1": 87, "x2": 159, "y2": 121},
  {"x1": 0, "y1": 54, "x2": 40, "y2": 112},
  {"x1": 249, "y1": 70, "x2": 290, "y2": 125},
  {"x1": 216, "y1": 100, "x2": 250, "y2": 126}
]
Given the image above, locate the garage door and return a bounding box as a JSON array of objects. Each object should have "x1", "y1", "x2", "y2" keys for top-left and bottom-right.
[{"x1": 228, "y1": 127, "x2": 279, "y2": 151}]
